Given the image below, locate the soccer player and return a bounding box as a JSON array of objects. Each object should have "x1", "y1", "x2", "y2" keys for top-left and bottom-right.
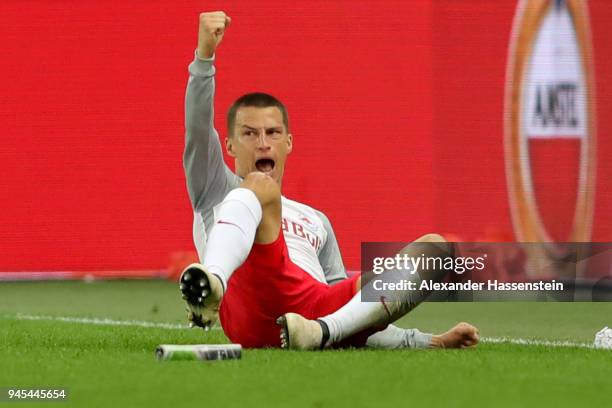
[{"x1": 181, "y1": 11, "x2": 479, "y2": 350}]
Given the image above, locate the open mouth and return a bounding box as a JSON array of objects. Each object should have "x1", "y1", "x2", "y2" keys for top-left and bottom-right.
[{"x1": 255, "y1": 158, "x2": 275, "y2": 173}]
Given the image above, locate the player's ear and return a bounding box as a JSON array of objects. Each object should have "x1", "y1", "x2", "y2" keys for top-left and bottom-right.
[
  {"x1": 226, "y1": 136, "x2": 236, "y2": 157},
  {"x1": 286, "y1": 133, "x2": 293, "y2": 154}
]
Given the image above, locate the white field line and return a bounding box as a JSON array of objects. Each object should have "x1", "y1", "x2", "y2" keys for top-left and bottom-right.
[
  {"x1": 3, "y1": 313, "x2": 221, "y2": 331},
  {"x1": 481, "y1": 336, "x2": 592, "y2": 349},
  {"x1": 2, "y1": 313, "x2": 600, "y2": 349}
]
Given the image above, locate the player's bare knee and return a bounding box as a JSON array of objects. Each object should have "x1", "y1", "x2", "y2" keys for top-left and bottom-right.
[
  {"x1": 240, "y1": 172, "x2": 281, "y2": 208},
  {"x1": 414, "y1": 233, "x2": 454, "y2": 258},
  {"x1": 240, "y1": 171, "x2": 267, "y2": 189},
  {"x1": 415, "y1": 233, "x2": 447, "y2": 243}
]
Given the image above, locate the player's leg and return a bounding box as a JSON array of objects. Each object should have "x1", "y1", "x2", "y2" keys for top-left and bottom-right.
[
  {"x1": 365, "y1": 325, "x2": 433, "y2": 349},
  {"x1": 365, "y1": 322, "x2": 479, "y2": 349},
  {"x1": 199, "y1": 171, "x2": 281, "y2": 287},
  {"x1": 180, "y1": 171, "x2": 281, "y2": 329},
  {"x1": 277, "y1": 233, "x2": 479, "y2": 349}
]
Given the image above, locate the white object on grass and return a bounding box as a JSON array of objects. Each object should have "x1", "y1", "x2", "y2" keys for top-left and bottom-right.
[{"x1": 594, "y1": 327, "x2": 612, "y2": 349}]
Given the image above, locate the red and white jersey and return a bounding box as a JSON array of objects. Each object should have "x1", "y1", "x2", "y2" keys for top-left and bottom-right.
[
  {"x1": 192, "y1": 196, "x2": 331, "y2": 284},
  {"x1": 277, "y1": 197, "x2": 328, "y2": 283}
]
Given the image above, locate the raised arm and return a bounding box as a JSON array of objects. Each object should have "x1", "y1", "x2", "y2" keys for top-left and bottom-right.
[{"x1": 183, "y1": 11, "x2": 238, "y2": 211}]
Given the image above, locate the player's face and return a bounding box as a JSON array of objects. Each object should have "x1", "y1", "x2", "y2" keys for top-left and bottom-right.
[{"x1": 226, "y1": 106, "x2": 293, "y2": 185}]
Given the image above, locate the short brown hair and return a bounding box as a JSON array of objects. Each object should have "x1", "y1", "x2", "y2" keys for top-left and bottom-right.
[{"x1": 227, "y1": 93, "x2": 289, "y2": 136}]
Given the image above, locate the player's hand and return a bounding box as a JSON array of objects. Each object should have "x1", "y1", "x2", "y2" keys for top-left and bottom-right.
[{"x1": 197, "y1": 11, "x2": 231, "y2": 59}]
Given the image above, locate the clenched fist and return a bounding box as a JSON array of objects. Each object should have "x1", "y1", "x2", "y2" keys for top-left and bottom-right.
[{"x1": 197, "y1": 11, "x2": 232, "y2": 59}]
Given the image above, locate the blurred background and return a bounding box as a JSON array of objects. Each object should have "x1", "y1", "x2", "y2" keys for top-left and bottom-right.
[{"x1": 1, "y1": 0, "x2": 610, "y2": 282}]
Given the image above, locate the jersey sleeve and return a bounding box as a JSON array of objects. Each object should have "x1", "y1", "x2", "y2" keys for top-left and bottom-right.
[
  {"x1": 183, "y1": 53, "x2": 239, "y2": 212},
  {"x1": 315, "y1": 210, "x2": 348, "y2": 284}
]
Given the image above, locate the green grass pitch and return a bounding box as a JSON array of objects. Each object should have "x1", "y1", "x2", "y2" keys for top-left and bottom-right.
[{"x1": 1, "y1": 280, "x2": 612, "y2": 408}]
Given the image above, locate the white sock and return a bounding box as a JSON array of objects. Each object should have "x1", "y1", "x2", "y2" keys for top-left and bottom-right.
[
  {"x1": 318, "y1": 288, "x2": 399, "y2": 347},
  {"x1": 202, "y1": 188, "x2": 262, "y2": 290},
  {"x1": 365, "y1": 325, "x2": 433, "y2": 349}
]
